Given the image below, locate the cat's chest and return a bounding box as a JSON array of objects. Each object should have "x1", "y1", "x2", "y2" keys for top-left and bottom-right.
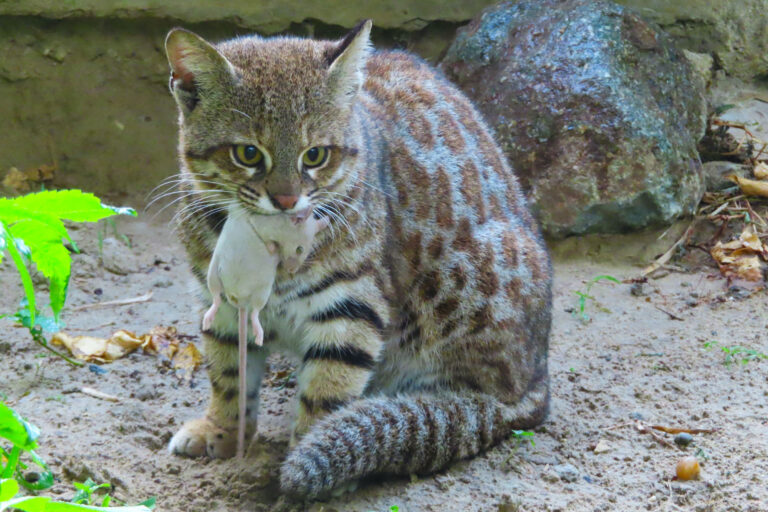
[{"x1": 258, "y1": 275, "x2": 341, "y2": 356}]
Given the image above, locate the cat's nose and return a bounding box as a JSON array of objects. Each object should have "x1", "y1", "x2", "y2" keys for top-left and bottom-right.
[{"x1": 272, "y1": 194, "x2": 299, "y2": 210}]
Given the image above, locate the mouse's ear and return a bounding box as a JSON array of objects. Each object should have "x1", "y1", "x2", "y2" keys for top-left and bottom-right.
[
  {"x1": 317, "y1": 216, "x2": 331, "y2": 231},
  {"x1": 265, "y1": 241, "x2": 278, "y2": 254}
]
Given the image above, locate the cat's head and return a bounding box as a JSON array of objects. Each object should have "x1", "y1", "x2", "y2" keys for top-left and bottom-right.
[{"x1": 164, "y1": 21, "x2": 371, "y2": 215}]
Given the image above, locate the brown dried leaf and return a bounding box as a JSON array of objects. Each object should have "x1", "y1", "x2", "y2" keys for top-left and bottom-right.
[
  {"x1": 728, "y1": 174, "x2": 768, "y2": 197},
  {"x1": 143, "y1": 325, "x2": 180, "y2": 362},
  {"x1": 710, "y1": 226, "x2": 767, "y2": 285},
  {"x1": 51, "y1": 330, "x2": 144, "y2": 363},
  {"x1": 172, "y1": 342, "x2": 203, "y2": 383}
]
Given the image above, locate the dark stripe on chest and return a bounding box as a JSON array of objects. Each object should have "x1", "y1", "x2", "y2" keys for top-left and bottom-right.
[
  {"x1": 303, "y1": 342, "x2": 375, "y2": 369},
  {"x1": 311, "y1": 297, "x2": 384, "y2": 332}
]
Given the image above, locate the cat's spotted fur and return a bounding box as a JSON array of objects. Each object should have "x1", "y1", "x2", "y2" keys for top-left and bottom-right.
[{"x1": 164, "y1": 20, "x2": 552, "y2": 499}]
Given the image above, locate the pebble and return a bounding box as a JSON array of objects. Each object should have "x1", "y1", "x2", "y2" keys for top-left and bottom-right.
[
  {"x1": 629, "y1": 411, "x2": 646, "y2": 421},
  {"x1": 674, "y1": 432, "x2": 694, "y2": 447},
  {"x1": 630, "y1": 282, "x2": 649, "y2": 296},
  {"x1": 553, "y1": 463, "x2": 580, "y2": 482},
  {"x1": 88, "y1": 364, "x2": 108, "y2": 375},
  {"x1": 100, "y1": 237, "x2": 137, "y2": 275}
]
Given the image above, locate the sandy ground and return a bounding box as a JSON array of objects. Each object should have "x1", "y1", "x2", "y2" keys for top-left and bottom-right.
[{"x1": 1, "y1": 211, "x2": 766, "y2": 512}]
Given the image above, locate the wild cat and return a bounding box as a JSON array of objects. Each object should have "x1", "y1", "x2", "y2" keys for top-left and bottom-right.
[
  {"x1": 203, "y1": 205, "x2": 328, "y2": 457},
  {"x1": 164, "y1": 19, "x2": 552, "y2": 500}
]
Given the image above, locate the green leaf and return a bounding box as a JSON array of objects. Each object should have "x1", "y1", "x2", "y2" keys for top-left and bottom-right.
[
  {"x1": 2, "y1": 223, "x2": 37, "y2": 326},
  {"x1": 136, "y1": 497, "x2": 155, "y2": 510},
  {"x1": 0, "y1": 402, "x2": 40, "y2": 451},
  {"x1": 0, "y1": 479, "x2": 19, "y2": 502},
  {"x1": 0, "y1": 495, "x2": 50, "y2": 512},
  {"x1": 0, "y1": 204, "x2": 70, "y2": 244},
  {"x1": 8, "y1": 221, "x2": 72, "y2": 321},
  {"x1": 3, "y1": 190, "x2": 135, "y2": 223}
]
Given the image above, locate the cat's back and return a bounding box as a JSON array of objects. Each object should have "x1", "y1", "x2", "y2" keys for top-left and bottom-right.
[{"x1": 360, "y1": 50, "x2": 547, "y2": 285}]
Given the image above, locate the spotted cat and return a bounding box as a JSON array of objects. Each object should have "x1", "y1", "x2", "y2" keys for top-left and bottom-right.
[{"x1": 164, "y1": 20, "x2": 552, "y2": 499}]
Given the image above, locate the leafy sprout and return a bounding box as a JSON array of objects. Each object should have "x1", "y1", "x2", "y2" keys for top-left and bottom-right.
[
  {"x1": 573, "y1": 275, "x2": 620, "y2": 322},
  {"x1": 1, "y1": 401, "x2": 154, "y2": 511},
  {"x1": 703, "y1": 341, "x2": 767, "y2": 365},
  {"x1": 0, "y1": 190, "x2": 135, "y2": 365}
]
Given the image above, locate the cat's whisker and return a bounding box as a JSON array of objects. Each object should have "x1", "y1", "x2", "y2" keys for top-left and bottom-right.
[
  {"x1": 171, "y1": 196, "x2": 231, "y2": 227},
  {"x1": 151, "y1": 189, "x2": 229, "y2": 220}
]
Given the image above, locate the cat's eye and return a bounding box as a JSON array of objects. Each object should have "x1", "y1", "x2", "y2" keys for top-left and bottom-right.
[
  {"x1": 231, "y1": 144, "x2": 264, "y2": 167},
  {"x1": 301, "y1": 146, "x2": 329, "y2": 168}
]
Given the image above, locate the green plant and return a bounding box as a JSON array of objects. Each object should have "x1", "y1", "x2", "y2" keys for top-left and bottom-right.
[
  {"x1": 703, "y1": 341, "x2": 768, "y2": 365},
  {"x1": 0, "y1": 190, "x2": 135, "y2": 365},
  {"x1": 572, "y1": 275, "x2": 620, "y2": 322},
  {"x1": 511, "y1": 430, "x2": 535, "y2": 447},
  {"x1": 97, "y1": 218, "x2": 131, "y2": 256},
  {"x1": 1, "y1": 401, "x2": 154, "y2": 511}
]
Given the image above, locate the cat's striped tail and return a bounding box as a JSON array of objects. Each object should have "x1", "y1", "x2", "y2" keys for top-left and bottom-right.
[{"x1": 280, "y1": 388, "x2": 548, "y2": 499}]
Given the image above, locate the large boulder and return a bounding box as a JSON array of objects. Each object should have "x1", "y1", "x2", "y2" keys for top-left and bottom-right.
[{"x1": 440, "y1": 0, "x2": 706, "y2": 238}]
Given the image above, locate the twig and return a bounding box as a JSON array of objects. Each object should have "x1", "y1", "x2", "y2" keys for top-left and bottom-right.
[
  {"x1": 712, "y1": 118, "x2": 756, "y2": 140},
  {"x1": 642, "y1": 220, "x2": 697, "y2": 276},
  {"x1": 653, "y1": 305, "x2": 684, "y2": 321},
  {"x1": 80, "y1": 387, "x2": 120, "y2": 402},
  {"x1": 636, "y1": 421, "x2": 678, "y2": 449},
  {"x1": 650, "y1": 425, "x2": 719, "y2": 435},
  {"x1": 29, "y1": 326, "x2": 83, "y2": 367},
  {"x1": 71, "y1": 291, "x2": 153, "y2": 311}
]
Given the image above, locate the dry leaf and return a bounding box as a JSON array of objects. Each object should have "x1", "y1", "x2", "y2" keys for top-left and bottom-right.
[
  {"x1": 172, "y1": 342, "x2": 203, "y2": 383},
  {"x1": 2, "y1": 168, "x2": 27, "y2": 192},
  {"x1": 51, "y1": 330, "x2": 145, "y2": 363},
  {"x1": 727, "y1": 174, "x2": 768, "y2": 197},
  {"x1": 754, "y1": 162, "x2": 768, "y2": 180},
  {"x1": 143, "y1": 325, "x2": 180, "y2": 362},
  {"x1": 2, "y1": 164, "x2": 55, "y2": 193},
  {"x1": 710, "y1": 225, "x2": 767, "y2": 286}
]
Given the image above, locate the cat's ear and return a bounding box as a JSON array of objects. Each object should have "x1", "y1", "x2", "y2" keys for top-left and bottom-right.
[
  {"x1": 165, "y1": 28, "x2": 237, "y2": 114},
  {"x1": 325, "y1": 19, "x2": 372, "y2": 105}
]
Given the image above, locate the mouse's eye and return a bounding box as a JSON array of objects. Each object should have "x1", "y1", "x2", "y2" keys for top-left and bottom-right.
[{"x1": 296, "y1": 246, "x2": 304, "y2": 255}]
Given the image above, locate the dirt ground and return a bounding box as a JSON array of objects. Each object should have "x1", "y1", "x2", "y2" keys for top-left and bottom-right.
[{"x1": 1, "y1": 207, "x2": 767, "y2": 512}]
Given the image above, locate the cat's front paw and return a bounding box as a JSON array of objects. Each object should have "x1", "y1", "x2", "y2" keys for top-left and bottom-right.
[{"x1": 168, "y1": 417, "x2": 236, "y2": 458}]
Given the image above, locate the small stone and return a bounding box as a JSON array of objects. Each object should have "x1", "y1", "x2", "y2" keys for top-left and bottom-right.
[
  {"x1": 88, "y1": 364, "x2": 108, "y2": 375},
  {"x1": 593, "y1": 439, "x2": 613, "y2": 454},
  {"x1": 542, "y1": 470, "x2": 560, "y2": 483},
  {"x1": 629, "y1": 412, "x2": 645, "y2": 421},
  {"x1": 153, "y1": 279, "x2": 174, "y2": 288},
  {"x1": 100, "y1": 237, "x2": 137, "y2": 275},
  {"x1": 553, "y1": 463, "x2": 580, "y2": 482},
  {"x1": 674, "y1": 432, "x2": 694, "y2": 447},
  {"x1": 166, "y1": 464, "x2": 181, "y2": 475},
  {"x1": 434, "y1": 474, "x2": 455, "y2": 491},
  {"x1": 630, "y1": 282, "x2": 649, "y2": 297},
  {"x1": 134, "y1": 384, "x2": 159, "y2": 402},
  {"x1": 702, "y1": 161, "x2": 750, "y2": 192}
]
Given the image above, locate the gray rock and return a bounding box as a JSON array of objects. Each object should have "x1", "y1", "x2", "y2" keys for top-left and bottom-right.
[
  {"x1": 674, "y1": 432, "x2": 694, "y2": 446},
  {"x1": 99, "y1": 237, "x2": 137, "y2": 275},
  {"x1": 702, "y1": 161, "x2": 750, "y2": 191},
  {"x1": 553, "y1": 463, "x2": 580, "y2": 482},
  {"x1": 440, "y1": 0, "x2": 706, "y2": 238}
]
